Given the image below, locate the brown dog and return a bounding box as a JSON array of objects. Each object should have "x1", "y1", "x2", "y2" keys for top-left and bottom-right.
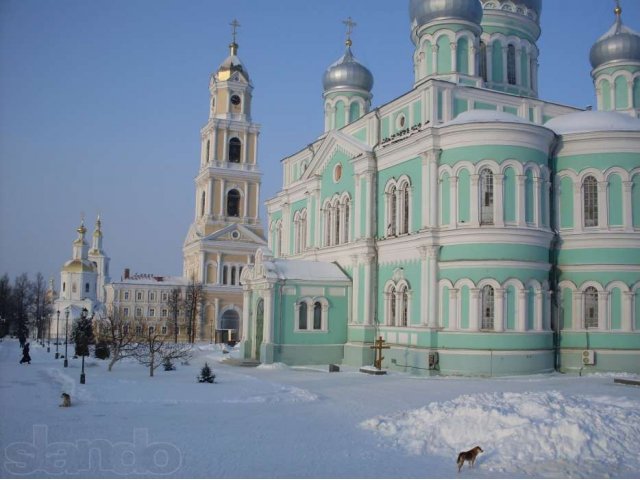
[
  {"x1": 60, "y1": 393, "x2": 71, "y2": 407},
  {"x1": 457, "y1": 446, "x2": 483, "y2": 472}
]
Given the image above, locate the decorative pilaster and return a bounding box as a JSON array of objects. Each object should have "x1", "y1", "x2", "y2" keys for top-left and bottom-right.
[
  {"x1": 517, "y1": 289, "x2": 527, "y2": 331},
  {"x1": 470, "y1": 174, "x2": 480, "y2": 227},
  {"x1": 622, "y1": 291, "x2": 634, "y2": 331},
  {"x1": 450, "y1": 176, "x2": 459, "y2": 227},
  {"x1": 241, "y1": 288, "x2": 250, "y2": 342},
  {"x1": 469, "y1": 288, "x2": 480, "y2": 331},
  {"x1": 534, "y1": 289, "x2": 543, "y2": 331},
  {"x1": 427, "y1": 246, "x2": 439, "y2": 328},
  {"x1": 494, "y1": 174, "x2": 505, "y2": 227},
  {"x1": 449, "y1": 288, "x2": 459, "y2": 330},
  {"x1": 623, "y1": 181, "x2": 633, "y2": 231},
  {"x1": 494, "y1": 288, "x2": 505, "y2": 332},
  {"x1": 517, "y1": 175, "x2": 526, "y2": 227},
  {"x1": 598, "y1": 291, "x2": 609, "y2": 331},
  {"x1": 573, "y1": 291, "x2": 584, "y2": 330},
  {"x1": 598, "y1": 181, "x2": 609, "y2": 230}
]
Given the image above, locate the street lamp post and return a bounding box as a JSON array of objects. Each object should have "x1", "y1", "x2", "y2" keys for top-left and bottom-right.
[
  {"x1": 64, "y1": 309, "x2": 69, "y2": 368},
  {"x1": 47, "y1": 314, "x2": 51, "y2": 353},
  {"x1": 79, "y1": 308, "x2": 88, "y2": 385},
  {"x1": 55, "y1": 310, "x2": 60, "y2": 359}
]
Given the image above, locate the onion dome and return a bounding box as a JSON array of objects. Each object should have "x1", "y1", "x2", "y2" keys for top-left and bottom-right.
[
  {"x1": 217, "y1": 42, "x2": 249, "y2": 82},
  {"x1": 323, "y1": 45, "x2": 374, "y2": 93},
  {"x1": 480, "y1": 0, "x2": 541, "y2": 22},
  {"x1": 409, "y1": 0, "x2": 483, "y2": 29},
  {"x1": 589, "y1": 4, "x2": 640, "y2": 70}
]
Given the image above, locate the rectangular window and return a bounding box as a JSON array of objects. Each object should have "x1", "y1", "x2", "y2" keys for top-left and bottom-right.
[
  {"x1": 149, "y1": 308, "x2": 155, "y2": 317},
  {"x1": 124, "y1": 291, "x2": 130, "y2": 301},
  {"x1": 161, "y1": 326, "x2": 167, "y2": 335},
  {"x1": 162, "y1": 292, "x2": 168, "y2": 302},
  {"x1": 161, "y1": 309, "x2": 168, "y2": 317},
  {"x1": 123, "y1": 307, "x2": 130, "y2": 317},
  {"x1": 135, "y1": 307, "x2": 142, "y2": 317},
  {"x1": 136, "y1": 291, "x2": 143, "y2": 301},
  {"x1": 149, "y1": 326, "x2": 155, "y2": 335},
  {"x1": 135, "y1": 325, "x2": 142, "y2": 335}
]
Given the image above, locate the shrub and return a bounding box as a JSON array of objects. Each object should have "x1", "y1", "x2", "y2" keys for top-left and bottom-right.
[{"x1": 197, "y1": 362, "x2": 215, "y2": 383}]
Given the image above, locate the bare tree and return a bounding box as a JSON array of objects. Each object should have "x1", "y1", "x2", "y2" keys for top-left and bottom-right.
[
  {"x1": 12, "y1": 273, "x2": 33, "y2": 339},
  {"x1": 182, "y1": 279, "x2": 203, "y2": 344},
  {"x1": 167, "y1": 288, "x2": 181, "y2": 343},
  {"x1": 30, "y1": 273, "x2": 50, "y2": 341},
  {"x1": 133, "y1": 320, "x2": 192, "y2": 377},
  {"x1": 98, "y1": 307, "x2": 137, "y2": 371}
]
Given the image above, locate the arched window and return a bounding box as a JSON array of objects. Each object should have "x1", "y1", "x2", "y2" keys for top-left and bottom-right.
[
  {"x1": 481, "y1": 285, "x2": 495, "y2": 330},
  {"x1": 227, "y1": 189, "x2": 241, "y2": 217},
  {"x1": 63, "y1": 282, "x2": 66, "y2": 292},
  {"x1": 298, "y1": 302, "x2": 307, "y2": 330},
  {"x1": 230, "y1": 267, "x2": 236, "y2": 285},
  {"x1": 201, "y1": 191, "x2": 206, "y2": 217},
  {"x1": 479, "y1": 41, "x2": 487, "y2": 82},
  {"x1": 480, "y1": 169, "x2": 494, "y2": 225},
  {"x1": 390, "y1": 286, "x2": 397, "y2": 326},
  {"x1": 402, "y1": 185, "x2": 410, "y2": 234},
  {"x1": 313, "y1": 302, "x2": 322, "y2": 330},
  {"x1": 388, "y1": 186, "x2": 397, "y2": 236},
  {"x1": 507, "y1": 44, "x2": 516, "y2": 85},
  {"x1": 228, "y1": 137, "x2": 241, "y2": 163},
  {"x1": 221, "y1": 310, "x2": 240, "y2": 332},
  {"x1": 584, "y1": 287, "x2": 599, "y2": 329},
  {"x1": 343, "y1": 202, "x2": 350, "y2": 244},
  {"x1": 324, "y1": 205, "x2": 332, "y2": 247},
  {"x1": 399, "y1": 285, "x2": 408, "y2": 327},
  {"x1": 205, "y1": 140, "x2": 210, "y2": 163},
  {"x1": 334, "y1": 203, "x2": 340, "y2": 246},
  {"x1": 583, "y1": 176, "x2": 598, "y2": 227}
]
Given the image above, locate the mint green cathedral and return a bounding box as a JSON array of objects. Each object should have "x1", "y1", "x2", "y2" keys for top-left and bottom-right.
[{"x1": 240, "y1": 0, "x2": 640, "y2": 375}]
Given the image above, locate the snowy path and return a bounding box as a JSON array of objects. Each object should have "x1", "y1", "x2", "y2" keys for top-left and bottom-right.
[{"x1": 1, "y1": 340, "x2": 639, "y2": 478}]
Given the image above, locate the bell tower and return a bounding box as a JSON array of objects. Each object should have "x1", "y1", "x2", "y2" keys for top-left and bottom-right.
[{"x1": 183, "y1": 19, "x2": 266, "y2": 291}]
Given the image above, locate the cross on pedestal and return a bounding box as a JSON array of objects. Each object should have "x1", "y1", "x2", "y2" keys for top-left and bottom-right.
[{"x1": 370, "y1": 336, "x2": 390, "y2": 370}]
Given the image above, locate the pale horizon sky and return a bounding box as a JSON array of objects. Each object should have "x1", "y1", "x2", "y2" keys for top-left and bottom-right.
[{"x1": 1, "y1": 0, "x2": 639, "y2": 287}]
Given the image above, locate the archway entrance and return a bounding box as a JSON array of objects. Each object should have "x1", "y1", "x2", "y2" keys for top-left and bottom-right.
[{"x1": 215, "y1": 309, "x2": 240, "y2": 345}]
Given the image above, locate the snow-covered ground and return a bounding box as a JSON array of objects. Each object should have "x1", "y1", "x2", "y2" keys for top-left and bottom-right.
[{"x1": 1, "y1": 339, "x2": 639, "y2": 478}]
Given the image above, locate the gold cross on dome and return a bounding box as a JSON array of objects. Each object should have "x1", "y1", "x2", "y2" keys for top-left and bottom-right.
[
  {"x1": 230, "y1": 19, "x2": 241, "y2": 43},
  {"x1": 343, "y1": 16, "x2": 356, "y2": 46},
  {"x1": 614, "y1": 0, "x2": 622, "y2": 15}
]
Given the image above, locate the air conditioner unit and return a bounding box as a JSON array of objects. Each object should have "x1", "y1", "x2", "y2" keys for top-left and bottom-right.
[{"x1": 582, "y1": 350, "x2": 595, "y2": 365}]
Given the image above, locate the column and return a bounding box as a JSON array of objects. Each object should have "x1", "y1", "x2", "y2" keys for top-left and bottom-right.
[
  {"x1": 351, "y1": 256, "x2": 359, "y2": 324},
  {"x1": 364, "y1": 172, "x2": 374, "y2": 238},
  {"x1": 449, "y1": 289, "x2": 459, "y2": 330},
  {"x1": 243, "y1": 181, "x2": 249, "y2": 220},
  {"x1": 421, "y1": 155, "x2": 429, "y2": 229},
  {"x1": 598, "y1": 291, "x2": 609, "y2": 331},
  {"x1": 534, "y1": 289, "x2": 543, "y2": 331},
  {"x1": 623, "y1": 181, "x2": 633, "y2": 232},
  {"x1": 253, "y1": 131, "x2": 259, "y2": 166},
  {"x1": 428, "y1": 152, "x2": 439, "y2": 228},
  {"x1": 222, "y1": 129, "x2": 229, "y2": 164},
  {"x1": 427, "y1": 246, "x2": 439, "y2": 328},
  {"x1": 213, "y1": 298, "x2": 220, "y2": 340},
  {"x1": 362, "y1": 255, "x2": 372, "y2": 325},
  {"x1": 517, "y1": 288, "x2": 527, "y2": 331},
  {"x1": 354, "y1": 174, "x2": 361, "y2": 239},
  {"x1": 486, "y1": 44, "x2": 494, "y2": 83},
  {"x1": 263, "y1": 290, "x2": 273, "y2": 344},
  {"x1": 241, "y1": 288, "x2": 250, "y2": 342},
  {"x1": 207, "y1": 179, "x2": 214, "y2": 216},
  {"x1": 217, "y1": 253, "x2": 222, "y2": 285},
  {"x1": 501, "y1": 46, "x2": 508, "y2": 83},
  {"x1": 494, "y1": 288, "x2": 505, "y2": 332},
  {"x1": 515, "y1": 47, "x2": 522, "y2": 86},
  {"x1": 573, "y1": 291, "x2": 584, "y2": 330},
  {"x1": 469, "y1": 288, "x2": 480, "y2": 331},
  {"x1": 598, "y1": 181, "x2": 609, "y2": 230},
  {"x1": 450, "y1": 176, "x2": 459, "y2": 227},
  {"x1": 450, "y1": 41, "x2": 457, "y2": 72},
  {"x1": 494, "y1": 174, "x2": 505, "y2": 227},
  {"x1": 621, "y1": 291, "x2": 634, "y2": 332},
  {"x1": 255, "y1": 183, "x2": 261, "y2": 222},
  {"x1": 469, "y1": 43, "x2": 477, "y2": 76},
  {"x1": 241, "y1": 131, "x2": 248, "y2": 164},
  {"x1": 517, "y1": 175, "x2": 526, "y2": 227},
  {"x1": 211, "y1": 129, "x2": 218, "y2": 163},
  {"x1": 533, "y1": 177, "x2": 541, "y2": 227},
  {"x1": 419, "y1": 247, "x2": 429, "y2": 326},
  {"x1": 544, "y1": 291, "x2": 552, "y2": 331},
  {"x1": 470, "y1": 174, "x2": 480, "y2": 227},
  {"x1": 219, "y1": 179, "x2": 226, "y2": 217}
]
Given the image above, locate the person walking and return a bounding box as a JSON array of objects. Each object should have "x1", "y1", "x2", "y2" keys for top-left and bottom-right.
[{"x1": 19, "y1": 342, "x2": 31, "y2": 364}]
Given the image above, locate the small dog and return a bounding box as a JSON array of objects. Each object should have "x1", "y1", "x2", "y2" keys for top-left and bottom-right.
[
  {"x1": 457, "y1": 446, "x2": 483, "y2": 472},
  {"x1": 60, "y1": 393, "x2": 71, "y2": 407}
]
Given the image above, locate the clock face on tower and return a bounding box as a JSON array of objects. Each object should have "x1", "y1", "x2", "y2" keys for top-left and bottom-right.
[{"x1": 231, "y1": 95, "x2": 241, "y2": 106}]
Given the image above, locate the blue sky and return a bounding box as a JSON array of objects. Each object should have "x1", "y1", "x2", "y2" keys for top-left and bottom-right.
[{"x1": 1, "y1": 0, "x2": 639, "y2": 286}]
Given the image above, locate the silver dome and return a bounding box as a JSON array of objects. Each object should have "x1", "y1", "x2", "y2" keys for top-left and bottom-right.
[
  {"x1": 323, "y1": 47, "x2": 374, "y2": 93},
  {"x1": 410, "y1": 0, "x2": 483, "y2": 28},
  {"x1": 480, "y1": 0, "x2": 541, "y2": 19},
  {"x1": 589, "y1": 17, "x2": 640, "y2": 69}
]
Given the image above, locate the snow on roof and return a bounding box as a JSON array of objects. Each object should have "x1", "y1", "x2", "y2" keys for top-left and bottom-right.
[
  {"x1": 545, "y1": 110, "x2": 640, "y2": 135},
  {"x1": 441, "y1": 109, "x2": 534, "y2": 127},
  {"x1": 267, "y1": 259, "x2": 349, "y2": 283}
]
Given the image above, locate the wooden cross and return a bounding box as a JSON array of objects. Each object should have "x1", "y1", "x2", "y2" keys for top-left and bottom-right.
[
  {"x1": 230, "y1": 19, "x2": 241, "y2": 43},
  {"x1": 370, "y1": 336, "x2": 390, "y2": 370},
  {"x1": 343, "y1": 17, "x2": 356, "y2": 46}
]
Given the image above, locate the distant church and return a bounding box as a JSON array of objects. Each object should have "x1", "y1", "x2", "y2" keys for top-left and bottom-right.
[{"x1": 240, "y1": 0, "x2": 640, "y2": 375}]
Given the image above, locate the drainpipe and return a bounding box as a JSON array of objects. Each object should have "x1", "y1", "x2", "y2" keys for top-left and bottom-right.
[{"x1": 548, "y1": 135, "x2": 561, "y2": 372}]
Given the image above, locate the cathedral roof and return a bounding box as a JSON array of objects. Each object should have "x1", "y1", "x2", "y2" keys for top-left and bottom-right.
[
  {"x1": 323, "y1": 46, "x2": 374, "y2": 93},
  {"x1": 545, "y1": 110, "x2": 640, "y2": 135},
  {"x1": 442, "y1": 109, "x2": 535, "y2": 127},
  {"x1": 410, "y1": 0, "x2": 483, "y2": 31},
  {"x1": 589, "y1": 6, "x2": 640, "y2": 70},
  {"x1": 216, "y1": 43, "x2": 249, "y2": 82}
]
